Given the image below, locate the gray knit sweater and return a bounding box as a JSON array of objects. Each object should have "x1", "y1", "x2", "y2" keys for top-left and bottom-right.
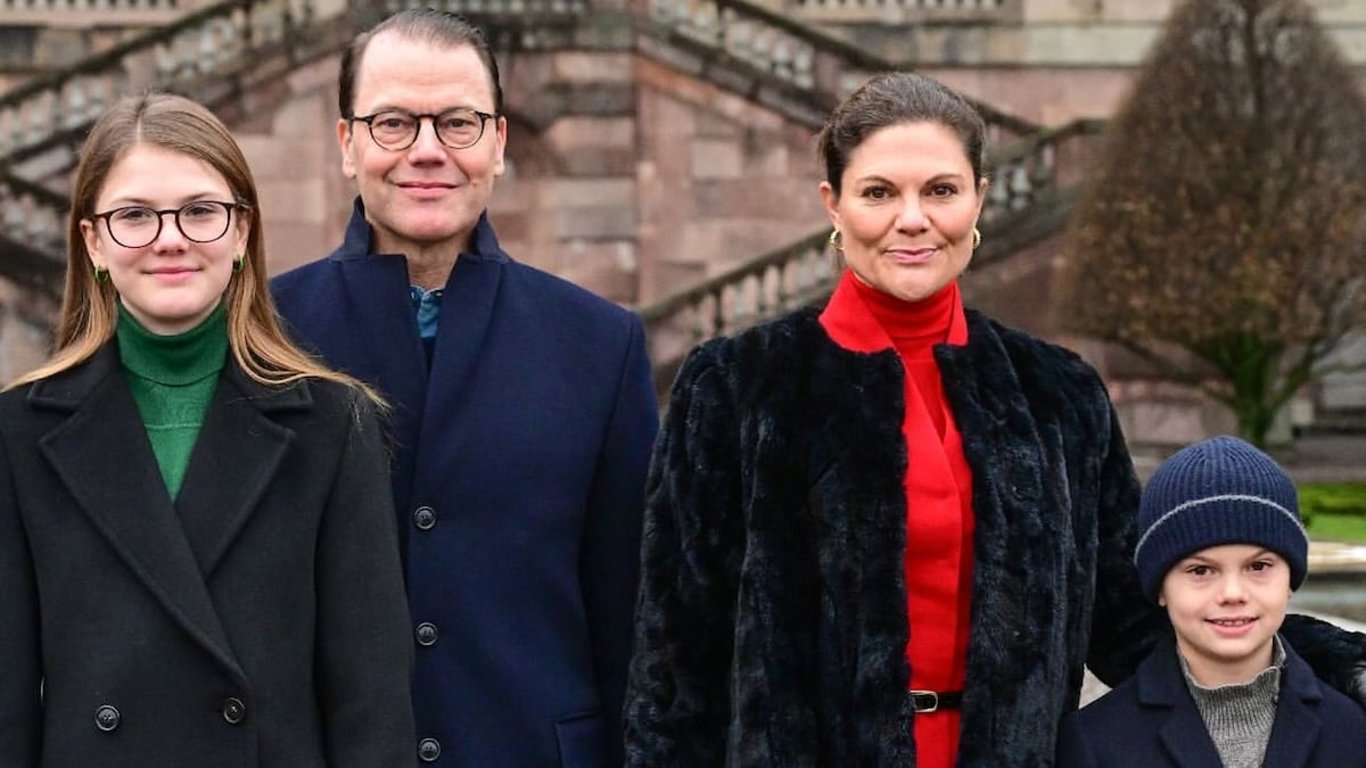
[{"x1": 1179, "y1": 635, "x2": 1286, "y2": 768}]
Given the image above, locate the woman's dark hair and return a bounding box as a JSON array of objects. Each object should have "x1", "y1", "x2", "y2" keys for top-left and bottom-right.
[
  {"x1": 817, "y1": 72, "x2": 986, "y2": 195},
  {"x1": 338, "y1": 8, "x2": 504, "y2": 117}
]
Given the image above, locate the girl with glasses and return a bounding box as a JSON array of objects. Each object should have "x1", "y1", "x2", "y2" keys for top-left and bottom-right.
[{"x1": 0, "y1": 92, "x2": 415, "y2": 767}]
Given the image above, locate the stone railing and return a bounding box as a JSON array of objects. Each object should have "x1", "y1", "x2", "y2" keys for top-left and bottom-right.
[
  {"x1": 640, "y1": 0, "x2": 1038, "y2": 139},
  {"x1": 349, "y1": 0, "x2": 594, "y2": 52},
  {"x1": 639, "y1": 227, "x2": 835, "y2": 383},
  {"x1": 0, "y1": 164, "x2": 67, "y2": 296},
  {"x1": 0, "y1": 0, "x2": 191, "y2": 21},
  {"x1": 781, "y1": 0, "x2": 1019, "y2": 23},
  {"x1": 356, "y1": 0, "x2": 588, "y2": 17},
  {"x1": 639, "y1": 117, "x2": 1109, "y2": 386},
  {"x1": 981, "y1": 117, "x2": 1106, "y2": 230},
  {"x1": 0, "y1": 0, "x2": 335, "y2": 167},
  {"x1": 2, "y1": 0, "x2": 183, "y2": 8}
]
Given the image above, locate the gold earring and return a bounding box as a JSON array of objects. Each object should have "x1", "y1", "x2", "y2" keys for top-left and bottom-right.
[
  {"x1": 972, "y1": 228, "x2": 982, "y2": 250},
  {"x1": 233, "y1": 253, "x2": 245, "y2": 273},
  {"x1": 828, "y1": 229, "x2": 843, "y2": 254}
]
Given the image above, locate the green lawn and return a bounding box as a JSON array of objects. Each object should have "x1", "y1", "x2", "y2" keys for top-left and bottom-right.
[
  {"x1": 1305, "y1": 513, "x2": 1366, "y2": 544},
  {"x1": 1301, "y1": 483, "x2": 1366, "y2": 544}
]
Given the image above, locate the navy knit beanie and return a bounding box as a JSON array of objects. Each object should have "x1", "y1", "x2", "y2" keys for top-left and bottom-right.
[{"x1": 1134, "y1": 435, "x2": 1308, "y2": 602}]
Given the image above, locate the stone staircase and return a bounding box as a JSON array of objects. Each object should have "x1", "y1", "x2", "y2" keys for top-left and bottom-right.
[{"x1": 1, "y1": 0, "x2": 1089, "y2": 381}]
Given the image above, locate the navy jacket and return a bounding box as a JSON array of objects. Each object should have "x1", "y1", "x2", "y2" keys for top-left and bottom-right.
[
  {"x1": 1057, "y1": 637, "x2": 1366, "y2": 767},
  {"x1": 271, "y1": 200, "x2": 659, "y2": 767}
]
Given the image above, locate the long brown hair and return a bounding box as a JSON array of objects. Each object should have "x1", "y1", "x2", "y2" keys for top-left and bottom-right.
[{"x1": 7, "y1": 93, "x2": 381, "y2": 405}]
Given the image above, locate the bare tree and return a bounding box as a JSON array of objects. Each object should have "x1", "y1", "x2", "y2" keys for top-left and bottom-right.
[{"x1": 1061, "y1": 0, "x2": 1366, "y2": 447}]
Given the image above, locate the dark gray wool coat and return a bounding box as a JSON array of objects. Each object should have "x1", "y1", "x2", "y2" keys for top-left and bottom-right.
[
  {"x1": 623, "y1": 307, "x2": 1366, "y2": 768},
  {"x1": 0, "y1": 344, "x2": 415, "y2": 767}
]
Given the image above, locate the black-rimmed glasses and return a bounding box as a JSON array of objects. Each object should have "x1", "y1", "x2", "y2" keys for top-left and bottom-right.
[
  {"x1": 348, "y1": 107, "x2": 498, "y2": 151},
  {"x1": 89, "y1": 201, "x2": 247, "y2": 249}
]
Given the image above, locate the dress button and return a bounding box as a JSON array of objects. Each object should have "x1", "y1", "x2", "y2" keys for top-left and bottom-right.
[
  {"x1": 221, "y1": 697, "x2": 247, "y2": 725},
  {"x1": 415, "y1": 622, "x2": 438, "y2": 647},
  {"x1": 94, "y1": 704, "x2": 120, "y2": 732},
  {"x1": 414, "y1": 506, "x2": 437, "y2": 531},
  {"x1": 418, "y1": 737, "x2": 442, "y2": 762}
]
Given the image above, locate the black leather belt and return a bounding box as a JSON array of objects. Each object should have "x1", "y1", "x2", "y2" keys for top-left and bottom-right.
[{"x1": 909, "y1": 690, "x2": 963, "y2": 713}]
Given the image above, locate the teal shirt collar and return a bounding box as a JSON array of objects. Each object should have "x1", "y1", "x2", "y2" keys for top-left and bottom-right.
[{"x1": 410, "y1": 285, "x2": 444, "y2": 340}]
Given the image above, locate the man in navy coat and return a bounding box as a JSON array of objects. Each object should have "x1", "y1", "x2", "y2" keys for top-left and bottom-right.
[{"x1": 271, "y1": 9, "x2": 658, "y2": 766}]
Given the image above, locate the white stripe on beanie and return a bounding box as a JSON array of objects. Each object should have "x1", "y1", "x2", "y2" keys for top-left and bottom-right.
[{"x1": 1132, "y1": 492, "x2": 1308, "y2": 566}]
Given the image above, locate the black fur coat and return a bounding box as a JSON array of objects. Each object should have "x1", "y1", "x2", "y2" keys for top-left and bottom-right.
[{"x1": 624, "y1": 307, "x2": 1366, "y2": 767}]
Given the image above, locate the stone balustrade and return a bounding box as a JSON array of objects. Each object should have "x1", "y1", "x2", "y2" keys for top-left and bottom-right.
[
  {"x1": 982, "y1": 118, "x2": 1105, "y2": 227},
  {"x1": 0, "y1": 168, "x2": 67, "y2": 257},
  {"x1": 0, "y1": 0, "x2": 189, "y2": 22},
  {"x1": 639, "y1": 228, "x2": 835, "y2": 378},
  {"x1": 0, "y1": 0, "x2": 323, "y2": 165},
  {"x1": 0, "y1": 166, "x2": 67, "y2": 295},
  {"x1": 780, "y1": 0, "x2": 1018, "y2": 23},
  {"x1": 354, "y1": 0, "x2": 590, "y2": 50},
  {"x1": 369, "y1": 0, "x2": 587, "y2": 13},
  {"x1": 648, "y1": 0, "x2": 818, "y2": 90},
  {"x1": 642, "y1": 0, "x2": 1038, "y2": 140},
  {"x1": 2, "y1": 0, "x2": 182, "y2": 8}
]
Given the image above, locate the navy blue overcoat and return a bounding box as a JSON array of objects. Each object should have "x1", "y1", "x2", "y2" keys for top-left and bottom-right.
[
  {"x1": 272, "y1": 200, "x2": 659, "y2": 767},
  {"x1": 1057, "y1": 637, "x2": 1366, "y2": 767}
]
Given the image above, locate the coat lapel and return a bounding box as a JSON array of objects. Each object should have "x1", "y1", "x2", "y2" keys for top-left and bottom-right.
[
  {"x1": 337, "y1": 252, "x2": 427, "y2": 418},
  {"x1": 33, "y1": 345, "x2": 245, "y2": 682},
  {"x1": 425, "y1": 214, "x2": 504, "y2": 416},
  {"x1": 1263, "y1": 645, "x2": 1324, "y2": 768},
  {"x1": 174, "y1": 364, "x2": 304, "y2": 578},
  {"x1": 1140, "y1": 644, "x2": 1225, "y2": 768}
]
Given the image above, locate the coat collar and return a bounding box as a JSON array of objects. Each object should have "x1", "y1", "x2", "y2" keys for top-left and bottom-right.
[
  {"x1": 1133, "y1": 641, "x2": 1235, "y2": 767},
  {"x1": 31, "y1": 342, "x2": 309, "y2": 685},
  {"x1": 1134, "y1": 638, "x2": 1324, "y2": 768},
  {"x1": 325, "y1": 198, "x2": 507, "y2": 450},
  {"x1": 1263, "y1": 645, "x2": 1325, "y2": 768}
]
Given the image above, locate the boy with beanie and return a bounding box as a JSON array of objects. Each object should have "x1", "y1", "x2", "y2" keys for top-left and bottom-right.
[{"x1": 1056, "y1": 436, "x2": 1366, "y2": 767}]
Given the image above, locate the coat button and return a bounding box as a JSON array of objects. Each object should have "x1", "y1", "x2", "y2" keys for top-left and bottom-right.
[
  {"x1": 221, "y1": 697, "x2": 247, "y2": 725},
  {"x1": 418, "y1": 737, "x2": 441, "y2": 762},
  {"x1": 415, "y1": 622, "x2": 438, "y2": 647},
  {"x1": 414, "y1": 506, "x2": 437, "y2": 531},
  {"x1": 94, "y1": 704, "x2": 120, "y2": 732}
]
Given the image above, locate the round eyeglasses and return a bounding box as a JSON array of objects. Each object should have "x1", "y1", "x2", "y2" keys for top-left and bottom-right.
[
  {"x1": 348, "y1": 107, "x2": 498, "y2": 151},
  {"x1": 89, "y1": 201, "x2": 246, "y2": 249}
]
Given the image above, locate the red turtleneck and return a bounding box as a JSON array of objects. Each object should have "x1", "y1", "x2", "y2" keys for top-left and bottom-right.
[{"x1": 819, "y1": 269, "x2": 976, "y2": 768}]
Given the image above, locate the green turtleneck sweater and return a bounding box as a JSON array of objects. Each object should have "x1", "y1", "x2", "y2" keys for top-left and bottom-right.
[{"x1": 116, "y1": 302, "x2": 229, "y2": 500}]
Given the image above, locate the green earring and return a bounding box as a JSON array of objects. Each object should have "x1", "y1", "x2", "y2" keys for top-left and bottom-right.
[
  {"x1": 93, "y1": 264, "x2": 110, "y2": 282},
  {"x1": 233, "y1": 253, "x2": 245, "y2": 273}
]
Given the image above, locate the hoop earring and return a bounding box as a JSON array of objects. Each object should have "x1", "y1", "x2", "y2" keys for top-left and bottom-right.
[
  {"x1": 972, "y1": 227, "x2": 982, "y2": 250},
  {"x1": 233, "y1": 253, "x2": 245, "y2": 273},
  {"x1": 93, "y1": 264, "x2": 110, "y2": 282},
  {"x1": 828, "y1": 229, "x2": 843, "y2": 255}
]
